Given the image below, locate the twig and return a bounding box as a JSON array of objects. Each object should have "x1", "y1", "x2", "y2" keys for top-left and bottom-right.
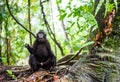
[{"x1": 6, "y1": 0, "x2": 36, "y2": 38}]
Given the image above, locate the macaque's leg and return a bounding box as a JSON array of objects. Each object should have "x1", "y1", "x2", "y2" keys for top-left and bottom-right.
[{"x1": 29, "y1": 55, "x2": 39, "y2": 72}]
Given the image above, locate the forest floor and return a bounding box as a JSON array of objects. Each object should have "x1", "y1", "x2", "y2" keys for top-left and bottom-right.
[{"x1": 0, "y1": 65, "x2": 70, "y2": 82}]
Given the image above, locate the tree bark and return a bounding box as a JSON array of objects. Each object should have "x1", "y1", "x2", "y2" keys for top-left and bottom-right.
[
  {"x1": 94, "y1": 0, "x2": 105, "y2": 32},
  {"x1": 5, "y1": 20, "x2": 10, "y2": 65},
  {"x1": 0, "y1": 21, "x2": 2, "y2": 65},
  {"x1": 28, "y1": 0, "x2": 32, "y2": 45}
]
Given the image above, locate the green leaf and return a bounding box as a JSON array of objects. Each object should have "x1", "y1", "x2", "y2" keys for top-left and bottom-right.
[
  {"x1": 7, "y1": 70, "x2": 13, "y2": 75},
  {"x1": 32, "y1": 6, "x2": 38, "y2": 12},
  {"x1": 71, "y1": 22, "x2": 75, "y2": 27},
  {"x1": 67, "y1": 12, "x2": 73, "y2": 18},
  {"x1": 107, "y1": 4, "x2": 114, "y2": 11},
  {"x1": 77, "y1": 22, "x2": 80, "y2": 29},
  {"x1": 60, "y1": 9, "x2": 65, "y2": 13},
  {"x1": 59, "y1": 13, "x2": 67, "y2": 20},
  {"x1": 56, "y1": 0, "x2": 62, "y2": 4},
  {"x1": 7, "y1": 70, "x2": 16, "y2": 79}
]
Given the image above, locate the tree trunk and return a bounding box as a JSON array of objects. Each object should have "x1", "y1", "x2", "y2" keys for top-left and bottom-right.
[
  {"x1": 0, "y1": 21, "x2": 2, "y2": 65},
  {"x1": 28, "y1": 0, "x2": 32, "y2": 45},
  {"x1": 94, "y1": 0, "x2": 106, "y2": 34},
  {"x1": 5, "y1": 20, "x2": 10, "y2": 65}
]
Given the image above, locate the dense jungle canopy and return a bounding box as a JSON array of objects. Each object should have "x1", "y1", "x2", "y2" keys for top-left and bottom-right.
[{"x1": 0, "y1": 0, "x2": 120, "y2": 82}]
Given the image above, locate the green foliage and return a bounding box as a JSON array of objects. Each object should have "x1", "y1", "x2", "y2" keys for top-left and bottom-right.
[
  {"x1": 59, "y1": 13, "x2": 67, "y2": 20},
  {"x1": 95, "y1": 0, "x2": 118, "y2": 17},
  {"x1": 0, "y1": 0, "x2": 30, "y2": 65},
  {"x1": 6, "y1": 70, "x2": 17, "y2": 79},
  {"x1": 56, "y1": 0, "x2": 62, "y2": 4},
  {"x1": 57, "y1": 0, "x2": 98, "y2": 53}
]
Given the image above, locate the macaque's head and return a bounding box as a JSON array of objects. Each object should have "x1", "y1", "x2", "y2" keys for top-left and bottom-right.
[{"x1": 36, "y1": 30, "x2": 46, "y2": 42}]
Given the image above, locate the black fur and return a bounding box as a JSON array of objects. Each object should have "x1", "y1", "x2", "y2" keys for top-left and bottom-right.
[{"x1": 25, "y1": 30, "x2": 56, "y2": 72}]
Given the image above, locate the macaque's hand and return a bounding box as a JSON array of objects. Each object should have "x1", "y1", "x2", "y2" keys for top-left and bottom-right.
[{"x1": 25, "y1": 44, "x2": 30, "y2": 48}]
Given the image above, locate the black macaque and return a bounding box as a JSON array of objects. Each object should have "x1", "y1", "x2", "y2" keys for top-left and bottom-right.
[{"x1": 25, "y1": 30, "x2": 56, "y2": 72}]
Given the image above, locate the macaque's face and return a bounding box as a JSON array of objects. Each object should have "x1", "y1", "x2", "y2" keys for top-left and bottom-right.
[{"x1": 37, "y1": 30, "x2": 46, "y2": 42}]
